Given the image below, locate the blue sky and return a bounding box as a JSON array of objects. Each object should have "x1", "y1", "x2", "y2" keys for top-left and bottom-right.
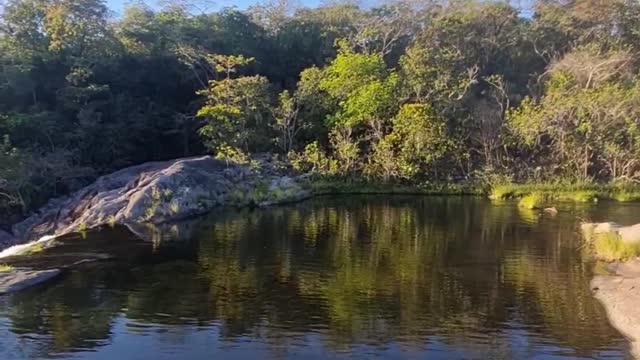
[
  {"x1": 105, "y1": 0, "x2": 323, "y2": 16},
  {"x1": 105, "y1": 0, "x2": 535, "y2": 17}
]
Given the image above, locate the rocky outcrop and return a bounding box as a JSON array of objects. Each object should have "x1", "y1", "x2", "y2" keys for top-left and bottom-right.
[
  {"x1": 0, "y1": 269, "x2": 61, "y2": 294},
  {"x1": 6, "y1": 156, "x2": 310, "y2": 249},
  {"x1": 583, "y1": 222, "x2": 640, "y2": 358},
  {"x1": 592, "y1": 260, "x2": 640, "y2": 359},
  {"x1": 581, "y1": 222, "x2": 640, "y2": 244},
  {"x1": 0, "y1": 230, "x2": 16, "y2": 249}
]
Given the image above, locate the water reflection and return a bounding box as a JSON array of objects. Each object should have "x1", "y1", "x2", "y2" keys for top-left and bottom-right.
[{"x1": 0, "y1": 196, "x2": 632, "y2": 359}]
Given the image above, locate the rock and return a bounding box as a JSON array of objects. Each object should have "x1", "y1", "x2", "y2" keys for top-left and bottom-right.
[
  {"x1": 618, "y1": 224, "x2": 640, "y2": 244},
  {"x1": 0, "y1": 269, "x2": 61, "y2": 294},
  {"x1": 592, "y1": 259, "x2": 640, "y2": 358},
  {"x1": 6, "y1": 156, "x2": 310, "y2": 250},
  {"x1": 0, "y1": 230, "x2": 16, "y2": 249},
  {"x1": 581, "y1": 222, "x2": 640, "y2": 244},
  {"x1": 581, "y1": 222, "x2": 622, "y2": 235},
  {"x1": 543, "y1": 207, "x2": 558, "y2": 215}
]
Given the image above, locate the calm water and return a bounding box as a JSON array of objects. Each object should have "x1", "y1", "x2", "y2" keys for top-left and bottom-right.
[{"x1": 0, "y1": 196, "x2": 637, "y2": 359}]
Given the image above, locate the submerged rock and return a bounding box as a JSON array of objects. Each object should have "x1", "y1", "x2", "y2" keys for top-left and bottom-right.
[
  {"x1": 0, "y1": 269, "x2": 61, "y2": 295},
  {"x1": 592, "y1": 259, "x2": 640, "y2": 358},
  {"x1": 6, "y1": 156, "x2": 310, "y2": 250}
]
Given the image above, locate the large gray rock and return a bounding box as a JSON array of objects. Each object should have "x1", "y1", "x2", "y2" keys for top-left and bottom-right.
[
  {"x1": 592, "y1": 259, "x2": 640, "y2": 359},
  {"x1": 0, "y1": 230, "x2": 16, "y2": 249},
  {"x1": 0, "y1": 269, "x2": 61, "y2": 294},
  {"x1": 7, "y1": 156, "x2": 309, "y2": 249},
  {"x1": 581, "y1": 222, "x2": 640, "y2": 244}
]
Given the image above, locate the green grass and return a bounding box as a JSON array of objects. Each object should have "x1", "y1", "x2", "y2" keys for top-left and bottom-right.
[
  {"x1": 518, "y1": 193, "x2": 545, "y2": 209},
  {"x1": 169, "y1": 201, "x2": 180, "y2": 215},
  {"x1": 311, "y1": 179, "x2": 484, "y2": 196},
  {"x1": 25, "y1": 243, "x2": 44, "y2": 255},
  {"x1": 305, "y1": 178, "x2": 640, "y2": 205},
  {"x1": 488, "y1": 184, "x2": 516, "y2": 200},
  {"x1": 591, "y1": 232, "x2": 640, "y2": 261},
  {"x1": 609, "y1": 189, "x2": 640, "y2": 202},
  {"x1": 563, "y1": 190, "x2": 598, "y2": 202},
  {"x1": 0, "y1": 264, "x2": 14, "y2": 272},
  {"x1": 489, "y1": 183, "x2": 640, "y2": 204}
]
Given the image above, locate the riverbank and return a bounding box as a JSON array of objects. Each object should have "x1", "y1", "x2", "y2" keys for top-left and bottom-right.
[
  {"x1": 310, "y1": 179, "x2": 484, "y2": 196},
  {"x1": 580, "y1": 222, "x2": 640, "y2": 358},
  {"x1": 311, "y1": 179, "x2": 640, "y2": 200},
  {"x1": 592, "y1": 259, "x2": 640, "y2": 358},
  {"x1": 490, "y1": 183, "x2": 640, "y2": 203}
]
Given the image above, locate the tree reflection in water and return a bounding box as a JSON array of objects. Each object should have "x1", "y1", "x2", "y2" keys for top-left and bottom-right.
[{"x1": 0, "y1": 196, "x2": 631, "y2": 359}]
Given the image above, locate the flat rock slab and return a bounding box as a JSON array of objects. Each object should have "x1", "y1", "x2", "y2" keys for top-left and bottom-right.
[
  {"x1": 592, "y1": 260, "x2": 640, "y2": 358},
  {"x1": 0, "y1": 269, "x2": 61, "y2": 295},
  {"x1": 4, "y1": 253, "x2": 112, "y2": 269},
  {"x1": 609, "y1": 259, "x2": 640, "y2": 278}
]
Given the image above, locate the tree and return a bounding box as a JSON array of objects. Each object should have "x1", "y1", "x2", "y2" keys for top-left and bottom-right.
[
  {"x1": 272, "y1": 90, "x2": 299, "y2": 153},
  {"x1": 370, "y1": 104, "x2": 451, "y2": 180},
  {"x1": 196, "y1": 54, "x2": 272, "y2": 154},
  {"x1": 508, "y1": 47, "x2": 640, "y2": 181}
]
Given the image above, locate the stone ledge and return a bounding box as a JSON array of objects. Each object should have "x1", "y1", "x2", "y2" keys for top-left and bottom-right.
[{"x1": 0, "y1": 269, "x2": 61, "y2": 295}]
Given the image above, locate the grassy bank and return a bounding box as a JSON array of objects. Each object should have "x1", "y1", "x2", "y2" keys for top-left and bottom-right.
[
  {"x1": 309, "y1": 179, "x2": 640, "y2": 204},
  {"x1": 591, "y1": 233, "x2": 640, "y2": 261},
  {"x1": 489, "y1": 183, "x2": 640, "y2": 205},
  {"x1": 581, "y1": 224, "x2": 640, "y2": 261},
  {"x1": 310, "y1": 179, "x2": 485, "y2": 196}
]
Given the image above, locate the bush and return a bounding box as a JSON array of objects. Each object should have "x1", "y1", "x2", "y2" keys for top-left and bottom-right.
[
  {"x1": 518, "y1": 193, "x2": 545, "y2": 209},
  {"x1": 592, "y1": 233, "x2": 640, "y2": 261},
  {"x1": 0, "y1": 264, "x2": 14, "y2": 272}
]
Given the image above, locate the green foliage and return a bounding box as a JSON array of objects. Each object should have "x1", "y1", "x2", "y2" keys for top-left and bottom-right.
[
  {"x1": 289, "y1": 141, "x2": 337, "y2": 174},
  {"x1": 489, "y1": 183, "x2": 640, "y2": 204},
  {"x1": 197, "y1": 60, "x2": 272, "y2": 152},
  {"x1": 508, "y1": 47, "x2": 640, "y2": 181},
  {"x1": 369, "y1": 104, "x2": 451, "y2": 180},
  {"x1": 228, "y1": 189, "x2": 247, "y2": 206},
  {"x1": 25, "y1": 242, "x2": 44, "y2": 254},
  {"x1": 319, "y1": 47, "x2": 388, "y2": 100},
  {"x1": 0, "y1": 264, "x2": 14, "y2": 272},
  {"x1": 310, "y1": 178, "x2": 483, "y2": 196},
  {"x1": 518, "y1": 193, "x2": 545, "y2": 210},
  {"x1": 3, "y1": 0, "x2": 640, "y2": 221},
  {"x1": 591, "y1": 233, "x2": 640, "y2": 261},
  {"x1": 214, "y1": 145, "x2": 251, "y2": 165},
  {"x1": 169, "y1": 201, "x2": 180, "y2": 215}
]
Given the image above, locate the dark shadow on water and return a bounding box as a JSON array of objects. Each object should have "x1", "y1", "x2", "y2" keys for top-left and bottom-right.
[{"x1": 0, "y1": 196, "x2": 635, "y2": 359}]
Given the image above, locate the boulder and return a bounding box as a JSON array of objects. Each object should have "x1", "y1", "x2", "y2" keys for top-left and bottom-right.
[
  {"x1": 592, "y1": 259, "x2": 640, "y2": 358},
  {"x1": 7, "y1": 156, "x2": 310, "y2": 250},
  {"x1": 581, "y1": 222, "x2": 640, "y2": 244},
  {"x1": 0, "y1": 230, "x2": 16, "y2": 249},
  {"x1": 0, "y1": 269, "x2": 61, "y2": 294},
  {"x1": 618, "y1": 224, "x2": 640, "y2": 244}
]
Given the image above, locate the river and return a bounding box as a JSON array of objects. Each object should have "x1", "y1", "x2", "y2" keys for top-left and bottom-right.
[{"x1": 0, "y1": 196, "x2": 636, "y2": 359}]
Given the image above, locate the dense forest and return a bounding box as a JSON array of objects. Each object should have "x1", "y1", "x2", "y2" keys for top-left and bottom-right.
[{"x1": 1, "y1": 0, "x2": 640, "y2": 217}]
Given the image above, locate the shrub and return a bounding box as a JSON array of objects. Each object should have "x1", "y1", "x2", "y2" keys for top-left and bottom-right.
[
  {"x1": 518, "y1": 193, "x2": 545, "y2": 209},
  {"x1": 592, "y1": 233, "x2": 640, "y2": 261},
  {"x1": 0, "y1": 264, "x2": 13, "y2": 272}
]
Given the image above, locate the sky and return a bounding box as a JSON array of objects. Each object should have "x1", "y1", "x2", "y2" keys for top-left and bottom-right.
[
  {"x1": 105, "y1": 0, "x2": 323, "y2": 16},
  {"x1": 105, "y1": 0, "x2": 535, "y2": 18}
]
